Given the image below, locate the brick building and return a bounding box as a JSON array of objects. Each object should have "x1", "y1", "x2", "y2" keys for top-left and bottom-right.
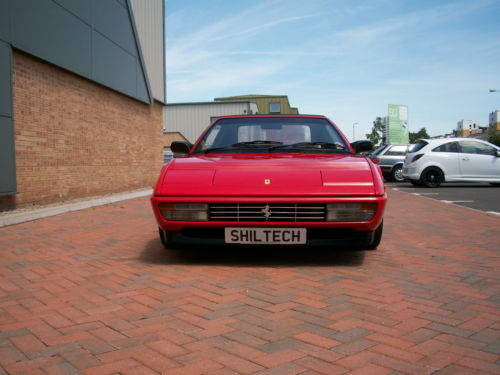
[{"x1": 0, "y1": 0, "x2": 167, "y2": 211}]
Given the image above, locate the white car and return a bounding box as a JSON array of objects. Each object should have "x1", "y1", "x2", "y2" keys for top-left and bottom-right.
[{"x1": 403, "y1": 138, "x2": 500, "y2": 187}]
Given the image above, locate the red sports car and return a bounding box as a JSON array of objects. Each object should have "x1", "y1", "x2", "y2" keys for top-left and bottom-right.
[{"x1": 151, "y1": 115, "x2": 386, "y2": 249}]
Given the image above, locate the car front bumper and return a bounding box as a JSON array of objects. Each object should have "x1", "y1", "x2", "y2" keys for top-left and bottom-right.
[{"x1": 151, "y1": 195, "x2": 386, "y2": 246}]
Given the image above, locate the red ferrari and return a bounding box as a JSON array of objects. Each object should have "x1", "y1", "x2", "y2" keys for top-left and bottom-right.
[{"x1": 151, "y1": 115, "x2": 386, "y2": 249}]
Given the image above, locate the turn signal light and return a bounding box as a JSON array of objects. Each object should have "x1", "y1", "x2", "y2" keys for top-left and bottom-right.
[
  {"x1": 326, "y1": 203, "x2": 377, "y2": 222},
  {"x1": 158, "y1": 203, "x2": 209, "y2": 221}
]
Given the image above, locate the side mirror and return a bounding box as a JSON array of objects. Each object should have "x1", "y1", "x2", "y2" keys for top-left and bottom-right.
[
  {"x1": 350, "y1": 140, "x2": 373, "y2": 154},
  {"x1": 496, "y1": 150, "x2": 500, "y2": 157},
  {"x1": 171, "y1": 141, "x2": 192, "y2": 155}
]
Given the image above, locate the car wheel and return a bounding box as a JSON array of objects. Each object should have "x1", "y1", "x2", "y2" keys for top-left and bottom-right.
[
  {"x1": 420, "y1": 167, "x2": 443, "y2": 188},
  {"x1": 367, "y1": 221, "x2": 383, "y2": 250},
  {"x1": 390, "y1": 165, "x2": 405, "y2": 182}
]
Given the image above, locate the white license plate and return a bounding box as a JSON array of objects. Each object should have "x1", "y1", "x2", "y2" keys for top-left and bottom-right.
[{"x1": 225, "y1": 227, "x2": 306, "y2": 244}]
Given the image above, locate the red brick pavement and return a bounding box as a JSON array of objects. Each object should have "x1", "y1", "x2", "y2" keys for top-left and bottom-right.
[{"x1": 0, "y1": 189, "x2": 499, "y2": 374}]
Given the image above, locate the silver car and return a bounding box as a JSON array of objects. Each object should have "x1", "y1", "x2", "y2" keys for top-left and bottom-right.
[{"x1": 369, "y1": 144, "x2": 414, "y2": 182}]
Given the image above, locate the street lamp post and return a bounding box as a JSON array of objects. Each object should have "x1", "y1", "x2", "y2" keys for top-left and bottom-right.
[{"x1": 352, "y1": 122, "x2": 358, "y2": 142}]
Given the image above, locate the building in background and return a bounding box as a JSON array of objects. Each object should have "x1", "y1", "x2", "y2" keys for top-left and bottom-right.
[
  {"x1": 164, "y1": 101, "x2": 259, "y2": 144},
  {"x1": 215, "y1": 95, "x2": 299, "y2": 115},
  {"x1": 456, "y1": 120, "x2": 479, "y2": 137},
  {"x1": 164, "y1": 95, "x2": 299, "y2": 144},
  {"x1": 0, "y1": 0, "x2": 166, "y2": 211},
  {"x1": 489, "y1": 110, "x2": 500, "y2": 134}
]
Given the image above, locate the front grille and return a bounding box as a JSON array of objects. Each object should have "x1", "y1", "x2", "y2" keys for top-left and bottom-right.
[{"x1": 209, "y1": 203, "x2": 326, "y2": 222}]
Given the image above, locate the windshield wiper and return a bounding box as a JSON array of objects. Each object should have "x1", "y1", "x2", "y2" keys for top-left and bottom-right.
[
  {"x1": 201, "y1": 146, "x2": 236, "y2": 154},
  {"x1": 200, "y1": 141, "x2": 283, "y2": 154},
  {"x1": 233, "y1": 141, "x2": 283, "y2": 147},
  {"x1": 271, "y1": 142, "x2": 347, "y2": 151}
]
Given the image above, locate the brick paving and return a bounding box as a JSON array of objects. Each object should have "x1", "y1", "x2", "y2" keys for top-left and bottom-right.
[{"x1": 0, "y1": 189, "x2": 499, "y2": 374}]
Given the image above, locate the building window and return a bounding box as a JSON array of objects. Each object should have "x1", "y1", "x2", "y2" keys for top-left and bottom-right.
[{"x1": 269, "y1": 102, "x2": 280, "y2": 113}]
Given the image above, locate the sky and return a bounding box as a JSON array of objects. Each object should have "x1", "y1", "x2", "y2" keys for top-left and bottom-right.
[{"x1": 164, "y1": 0, "x2": 500, "y2": 141}]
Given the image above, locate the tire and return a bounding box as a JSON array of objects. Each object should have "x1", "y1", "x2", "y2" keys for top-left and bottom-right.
[
  {"x1": 368, "y1": 221, "x2": 383, "y2": 250},
  {"x1": 491, "y1": 183, "x2": 500, "y2": 187},
  {"x1": 410, "y1": 179, "x2": 422, "y2": 187},
  {"x1": 420, "y1": 167, "x2": 443, "y2": 188},
  {"x1": 390, "y1": 165, "x2": 405, "y2": 182}
]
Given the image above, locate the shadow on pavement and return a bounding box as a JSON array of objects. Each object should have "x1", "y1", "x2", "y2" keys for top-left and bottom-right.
[{"x1": 139, "y1": 238, "x2": 366, "y2": 268}]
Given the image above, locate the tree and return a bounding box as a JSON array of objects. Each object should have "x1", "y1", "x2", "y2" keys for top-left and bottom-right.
[
  {"x1": 488, "y1": 126, "x2": 500, "y2": 146},
  {"x1": 409, "y1": 127, "x2": 430, "y2": 143},
  {"x1": 365, "y1": 117, "x2": 385, "y2": 147}
]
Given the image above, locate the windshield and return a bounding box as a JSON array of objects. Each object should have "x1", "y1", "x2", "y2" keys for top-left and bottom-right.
[
  {"x1": 410, "y1": 140, "x2": 428, "y2": 153},
  {"x1": 370, "y1": 145, "x2": 388, "y2": 157},
  {"x1": 192, "y1": 117, "x2": 350, "y2": 154}
]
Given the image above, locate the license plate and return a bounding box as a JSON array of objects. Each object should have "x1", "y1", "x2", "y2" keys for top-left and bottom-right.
[
  {"x1": 403, "y1": 168, "x2": 408, "y2": 173},
  {"x1": 225, "y1": 227, "x2": 306, "y2": 244}
]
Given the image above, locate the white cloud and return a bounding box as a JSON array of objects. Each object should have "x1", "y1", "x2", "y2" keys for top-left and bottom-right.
[{"x1": 164, "y1": 0, "x2": 500, "y2": 137}]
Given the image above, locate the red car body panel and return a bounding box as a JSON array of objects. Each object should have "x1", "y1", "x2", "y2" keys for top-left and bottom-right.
[
  {"x1": 151, "y1": 115, "x2": 387, "y2": 245},
  {"x1": 155, "y1": 153, "x2": 383, "y2": 197}
]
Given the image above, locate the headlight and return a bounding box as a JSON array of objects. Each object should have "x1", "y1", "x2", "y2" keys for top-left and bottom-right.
[
  {"x1": 158, "y1": 203, "x2": 208, "y2": 221},
  {"x1": 326, "y1": 203, "x2": 377, "y2": 222}
]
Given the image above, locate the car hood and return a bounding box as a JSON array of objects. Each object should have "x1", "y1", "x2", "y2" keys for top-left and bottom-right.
[{"x1": 155, "y1": 153, "x2": 383, "y2": 197}]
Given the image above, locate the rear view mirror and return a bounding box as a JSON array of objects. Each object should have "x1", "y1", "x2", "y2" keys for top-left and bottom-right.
[
  {"x1": 350, "y1": 140, "x2": 373, "y2": 154},
  {"x1": 171, "y1": 141, "x2": 192, "y2": 155}
]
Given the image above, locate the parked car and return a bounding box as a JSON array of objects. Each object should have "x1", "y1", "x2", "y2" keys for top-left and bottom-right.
[
  {"x1": 403, "y1": 138, "x2": 500, "y2": 187},
  {"x1": 369, "y1": 144, "x2": 414, "y2": 182},
  {"x1": 163, "y1": 149, "x2": 174, "y2": 164},
  {"x1": 151, "y1": 115, "x2": 387, "y2": 249}
]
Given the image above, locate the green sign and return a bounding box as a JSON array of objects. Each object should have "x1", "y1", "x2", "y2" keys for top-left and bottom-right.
[{"x1": 388, "y1": 104, "x2": 409, "y2": 143}]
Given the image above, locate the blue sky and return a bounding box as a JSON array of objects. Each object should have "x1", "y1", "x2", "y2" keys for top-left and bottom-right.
[{"x1": 164, "y1": 0, "x2": 500, "y2": 141}]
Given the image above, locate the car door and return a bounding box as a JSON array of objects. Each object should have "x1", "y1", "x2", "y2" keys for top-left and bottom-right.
[
  {"x1": 458, "y1": 141, "x2": 500, "y2": 180},
  {"x1": 430, "y1": 141, "x2": 461, "y2": 180},
  {"x1": 378, "y1": 145, "x2": 408, "y2": 168},
  {"x1": 380, "y1": 145, "x2": 408, "y2": 162}
]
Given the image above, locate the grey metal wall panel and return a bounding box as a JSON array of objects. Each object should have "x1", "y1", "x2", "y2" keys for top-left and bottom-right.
[
  {"x1": 92, "y1": 30, "x2": 137, "y2": 98},
  {"x1": 2, "y1": 0, "x2": 153, "y2": 104},
  {"x1": 92, "y1": 0, "x2": 135, "y2": 55},
  {"x1": 53, "y1": 0, "x2": 91, "y2": 22},
  {"x1": 0, "y1": 0, "x2": 10, "y2": 42},
  {"x1": 0, "y1": 42, "x2": 12, "y2": 117},
  {"x1": 130, "y1": 0, "x2": 165, "y2": 103},
  {"x1": 0, "y1": 117, "x2": 16, "y2": 195},
  {"x1": 0, "y1": 41, "x2": 16, "y2": 195},
  {"x1": 136, "y1": 60, "x2": 149, "y2": 103},
  {"x1": 11, "y1": 0, "x2": 92, "y2": 78}
]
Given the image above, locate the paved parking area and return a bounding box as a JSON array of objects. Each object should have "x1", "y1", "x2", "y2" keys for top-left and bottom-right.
[
  {"x1": 0, "y1": 189, "x2": 499, "y2": 374},
  {"x1": 388, "y1": 182, "x2": 500, "y2": 215}
]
